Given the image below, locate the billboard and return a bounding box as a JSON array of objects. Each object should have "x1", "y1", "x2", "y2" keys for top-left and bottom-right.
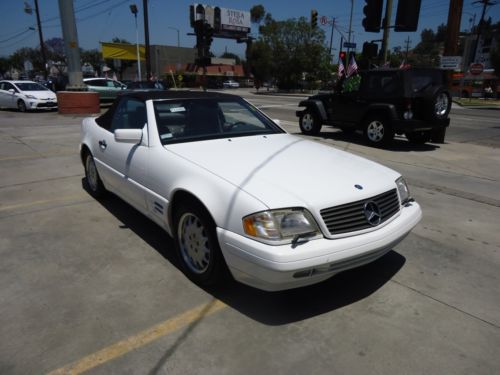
[
  {"x1": 220, "y1": 7, "x2": 250, "y2": 33},
  {"x1": 190, "y1": 4, "x2": 250, "y2": 35}
]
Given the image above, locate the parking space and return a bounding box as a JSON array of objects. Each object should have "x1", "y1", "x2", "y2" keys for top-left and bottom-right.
[{"x1": 1, "y1": 108, "x2": 499, "y2": 374}]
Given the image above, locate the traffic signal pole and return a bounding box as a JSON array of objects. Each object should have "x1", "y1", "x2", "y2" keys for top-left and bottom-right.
[{"x1": 381, "y1": 0, "x2": 393, "y2": 63}]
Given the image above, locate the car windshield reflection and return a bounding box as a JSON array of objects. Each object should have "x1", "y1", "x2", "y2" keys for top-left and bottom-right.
[{"x1": 153, "y1": 98, "x2": 283, "y2": 144}]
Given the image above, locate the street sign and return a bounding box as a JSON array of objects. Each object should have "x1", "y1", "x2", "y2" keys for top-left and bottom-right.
[
  {"x1": 440, "y1": 55, "x2": 461, "y2": 70},
  {"x1": 343, "y1": 42, "x2": 356, "y2": 49},
  {"x1": 469, "y1": 63, "x2": 484, "y2": 75},
  {"x1": 320, "y1": 16, "x2": 328, "y2": 26}
]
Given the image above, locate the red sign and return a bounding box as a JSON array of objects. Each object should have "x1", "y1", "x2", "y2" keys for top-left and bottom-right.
[{"x1": 469, "y1": 63, "x2": 484, "y2": 75}]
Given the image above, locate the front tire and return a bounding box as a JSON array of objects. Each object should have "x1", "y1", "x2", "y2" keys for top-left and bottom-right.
[
  {"x1": 363, "y1": 115, "x2": 394, "y2": 147},
  {"x1": 174, "y1": 201, "x2": 227, "y2": 287},
  {"x1": 84, "y1": 152, "x2": 106, "y2": 198},
  {"x1": 299, "y1": 109, "x2": 322, "y2": 135},
  {"x1": 17, "y1": 100, "x2": 27, "y2": 112}
]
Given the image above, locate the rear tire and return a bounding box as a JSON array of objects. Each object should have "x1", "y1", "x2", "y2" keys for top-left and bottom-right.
[
  {"x1": 406, "y1": 131, "x2": 431, "y2": 144},
  {"x1": 363, "y1": 115, "x2": 394, "y2": 147},
  {"x1": 84, "y1": 152, "x2": 106, "y2": 198},
  {"x1": 430, "y1": 128, "x2": 447, "y2": 144},
  {"x1": 299, "y1": 109, "x2": 322, "y2": 135}
]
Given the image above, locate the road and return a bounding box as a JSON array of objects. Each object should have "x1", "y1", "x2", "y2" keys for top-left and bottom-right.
[{"x1": 0, "y1": 94, "x2": 499, "y2": 375}]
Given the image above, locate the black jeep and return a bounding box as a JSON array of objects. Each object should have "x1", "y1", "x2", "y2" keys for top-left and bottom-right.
[{"x1": 296, "y1": 68, "x2": 451, "y2": 146}]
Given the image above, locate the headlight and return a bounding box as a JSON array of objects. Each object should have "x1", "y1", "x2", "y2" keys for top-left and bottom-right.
[
  {"x1": 243, "y1": 208, "x2": 320, "y2": 244},
  {"x1": 396, "y1": 177, "x2": 410, "y2": 204},
  {"x1": 25, "y1": 94, "x2": 37, "y2": 99}
]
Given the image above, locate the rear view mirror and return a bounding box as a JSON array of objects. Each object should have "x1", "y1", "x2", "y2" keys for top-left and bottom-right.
[
  {"x1": 8, "y1": 89, "x2": 15, "y2": 94},
  {"x1": 114, "y1": 128, "x2": 143, "y2": 144}
]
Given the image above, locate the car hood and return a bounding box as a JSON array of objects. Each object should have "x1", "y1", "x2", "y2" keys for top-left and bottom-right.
[
  {"x1": 166, "y1": 134, "x2": 400, "y2": 210},
  {"x1": 22, "y1": 90, "x2": 57, "y2": 100}
]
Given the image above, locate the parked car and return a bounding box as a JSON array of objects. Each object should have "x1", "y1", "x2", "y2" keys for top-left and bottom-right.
[
  {"x1": 296, "y1": 68, "x2": 451, "y2": 146},
  {"x1": 80, "y1": 91, "x2": 422, "y2": 291},
  {"x1": 83, "y1": 78, "x2": 127, "y2": 101},
  {"x1": 223, "y1": 80, "x2": 240, "y2": 88},
  {"x1": 0, "y1": 80, "x2": 57, "y2": 111},
  {"x1": 126, "y1": 80, "x2": 167, "y2": 91}
]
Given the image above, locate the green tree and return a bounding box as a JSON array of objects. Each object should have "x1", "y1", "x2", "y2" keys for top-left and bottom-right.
[
  {"x1": 490, "y1": 39, "x2": 500, "y2": 76},
  {"x1": 255, "y1": 15, "x2": 331, "y2": 89},
  {"x1": 250, "y1": 5, "x2": 266, "y2": 24}
]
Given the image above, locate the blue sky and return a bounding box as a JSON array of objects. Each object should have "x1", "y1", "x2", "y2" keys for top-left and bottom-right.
[{"x1": 0, "y1": 0, "x2": 499, "y2": 58}]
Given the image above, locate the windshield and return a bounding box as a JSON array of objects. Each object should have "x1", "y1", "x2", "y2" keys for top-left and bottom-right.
[
  {"x1": 16, "y1": 82, "x2": 49, "y2": 91},
  {"x1": 154, "y1": 98, "x2": 284, "y2": 144}
]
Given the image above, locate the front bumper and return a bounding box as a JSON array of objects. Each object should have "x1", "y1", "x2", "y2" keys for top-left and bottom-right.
[
  {"x1": 27, "y1": 99, "x2": 57, "y2": 109},
  {"x1": 217, "y1": 201, "x2": 422, "y2": 291}
]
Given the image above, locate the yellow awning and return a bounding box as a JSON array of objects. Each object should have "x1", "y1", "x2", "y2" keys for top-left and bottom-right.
[{"x1": 101, "y1": 42, "x2": 145, "y2": 60}]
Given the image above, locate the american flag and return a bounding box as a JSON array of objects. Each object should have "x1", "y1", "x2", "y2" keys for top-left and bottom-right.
[
  {"x1": 338, "y1": 57, "x2": 345, "y2": 77},
  {"x1": 346, "y1": 55, "x2": 358, "y2": 77}
]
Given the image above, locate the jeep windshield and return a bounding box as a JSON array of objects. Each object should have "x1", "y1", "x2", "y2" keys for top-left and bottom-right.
[{"x1": 154, "y1": 98, "x2": 284, "y2": 144}]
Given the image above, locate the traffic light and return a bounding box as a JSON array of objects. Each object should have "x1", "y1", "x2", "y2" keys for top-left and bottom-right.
[
  {"x1": 395, "y1": 0, "x2": 422, "y2": 32},
  {"x1": 362, "y1": 0, "x2": 383, "y2": 33},
  {"x1": 339, "y1": 51, "x2": 346, "y2": 63},
  {"x1": 362, "y1": 42, "x2": 378, "y2": 58},
  {"x1": 311, "y1": 9, "x2": 318, "y2": 29}
]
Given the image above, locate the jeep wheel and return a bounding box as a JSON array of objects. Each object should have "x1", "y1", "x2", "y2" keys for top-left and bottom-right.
[
  {"x1": 424, "y1": 87, "x2": 451, "y2": 121},
  {"x1": 299, "y1": 110, "x2": 322, "y2": 135},
  {"x1": 406, "y1": 131, "x2": 431, "y2": 144},
  {"x1": 363, "y1": 116, "x2": 394, "y2": 147},
  {"x1": 431, "y1": 128, "x2": 446, "y2": 143}
]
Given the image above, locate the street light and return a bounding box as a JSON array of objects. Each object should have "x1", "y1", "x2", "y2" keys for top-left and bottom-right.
[
  {"x1": 168, "y1": 27, "x2": 180, "y2": 47},
  {"x1": 130, "y1": 4, "x2": 141, "y2": 81}
]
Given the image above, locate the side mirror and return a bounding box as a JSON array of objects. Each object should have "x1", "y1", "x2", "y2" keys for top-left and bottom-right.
[
  {"x1": 114, "y1": 128, "x2": 143, "y2": 144},
  {"x1": 8, "y1": 89, "x2": 15, "y2": 94}
]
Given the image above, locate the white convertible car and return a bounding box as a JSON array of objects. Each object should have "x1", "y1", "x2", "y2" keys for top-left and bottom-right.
[{"x1": 80, "y1": 91, "x2": 422, "y2": 291}]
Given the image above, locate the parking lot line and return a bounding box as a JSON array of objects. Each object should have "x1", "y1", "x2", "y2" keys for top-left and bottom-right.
[
  {"x1": 47, "y1": 299, "x2": 227, "y2": 375},
  {"x1": 0, "y1": 152, "x2": 75, "y2": 162},
  {"x1": 0, "y1": 194, "x2": 88, "y2": 213}
]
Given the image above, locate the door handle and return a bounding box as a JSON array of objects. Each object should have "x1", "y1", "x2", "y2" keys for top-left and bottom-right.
[{"x1": 98, "y1": 140, "x2": 107, "y2": 150}]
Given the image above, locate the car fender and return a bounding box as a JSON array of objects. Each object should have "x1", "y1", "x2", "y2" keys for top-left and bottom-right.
[{"x1": 297, "y1": 99, "x2": 328, "y2": 122}]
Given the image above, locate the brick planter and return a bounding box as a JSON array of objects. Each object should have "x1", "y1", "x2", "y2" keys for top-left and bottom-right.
[{"x1": 57, "y1": 91, "x2": 100, "y2": 114}]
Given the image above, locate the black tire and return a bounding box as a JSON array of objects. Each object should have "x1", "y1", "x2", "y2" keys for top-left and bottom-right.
[
  {"x1": 299, "y1": 109, "x2": 322, "y2": 135},
  {"x1": 363, "y1": 115, "x2": 394, "y2": 147},
  {"x1": 406, "y1": 131, "x2": 431, "y2": 144},
  {"x1": 430, "y1": 128, "x2": 446, "y2": 144},
  {"x1": 84, "y1": 152, "x2": 106, "y2": 198},
  {"x1": 17, "y1": 100, "x2": 27, "y2": 112},
  {"x1": 174, "y1": 201, "x2": 227, "y2": 287}
]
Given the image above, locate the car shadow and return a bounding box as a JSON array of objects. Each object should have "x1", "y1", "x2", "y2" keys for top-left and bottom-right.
[
  {"x1": 82, "y1": 179, "x2": 406, "y2": 325},
  {"x1": 294, "y1": 129, "x2": 443, "y2": 152}
]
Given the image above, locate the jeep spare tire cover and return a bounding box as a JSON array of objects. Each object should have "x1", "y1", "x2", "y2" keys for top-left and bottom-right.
[{"x1": 424, "y1": 86, "x2": 451, "y2": 121}]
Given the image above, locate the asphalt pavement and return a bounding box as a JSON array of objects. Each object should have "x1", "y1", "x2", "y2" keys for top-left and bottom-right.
[{"x1": 0, "y1": 96, "x2": 499, "y2": 375}]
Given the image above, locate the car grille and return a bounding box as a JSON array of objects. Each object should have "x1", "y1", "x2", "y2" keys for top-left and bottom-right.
[{"x1": 320, "y1": 189, "x2": 400, "y2": 235}]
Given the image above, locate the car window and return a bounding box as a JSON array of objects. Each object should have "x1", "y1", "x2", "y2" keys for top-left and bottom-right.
[
  {"x1": 365, "y1": 73, "x2": 400, "y2": 96},
  {"x1": 15, "y1": 82, "x2": 49, "y2": 91},
  {"x1": 112, "y1": 81, "x2": 123, "y2": 88},
  {"x1": 110, "y1": 98, "x2": 147, "y2": 132},
  {"x1": 87, "y1": 79, "x2": 105, "y2": 87},
  {"x1": 154, "y1": 98, "x2": 283, "y2": 144},
  {"x1": 2, "y1": 82, "x2": 15, "y2": 91}
]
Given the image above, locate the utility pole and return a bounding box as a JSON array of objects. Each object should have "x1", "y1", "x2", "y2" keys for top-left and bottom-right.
[
  {"x1": 143, "y1": 0, "x2": 152, "y2": 80},
  {"x1": 33, "y1": 0, "x2": 47, "y2": 79},
  {"x1": 444, "y1": 0, "x2": 464, "y2": 56},
  {"x1": 381, "y1": 0, "x2": 393, "y2": 63},
  {"x1": 58, "y1": 0, "x2": 83, "y2": 88},
  {"x1": 329, "y1": 18, "x2": 335, "y2": 62},
  {"x1": 347, "y1": 0, "x2": 354, "y2": 55},
  {"x1": 472, "y1": 0, "x2": 497, "y2": 63},
  {"x1": 404, "y1": 36, "x2": 411, "y2": 60}
]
